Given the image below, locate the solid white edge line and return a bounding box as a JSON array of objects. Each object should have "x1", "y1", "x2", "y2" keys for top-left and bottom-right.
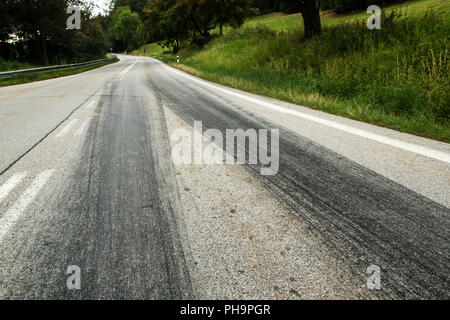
[
  {"x1": 74, "y1": 117, "x2": 91, "y2": 136},
  {"x1": 0, "y1": 169, "x2": 55, "y2": 242},
  {"x1": 0, "y1": 172, "x2": 27, "y2": 203},
  {"x1": 56, "y1": 119, "x2": 79, "y2": 138},
  {"x1": 161, "y1": 61, "x2": 450, "y2": 164}
]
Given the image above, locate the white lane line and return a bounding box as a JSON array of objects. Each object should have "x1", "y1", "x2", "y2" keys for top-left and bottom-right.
[
  {"x1": 117, "y1": 60, "x2": 137, "y2": 80},
  {"x1": 0, "y1": 172, "x2": 27, "y2": 204},
  {"x1": 163, "y1": 62, "x2": 450, "y2": 164},
  {"x1": 85, "y1": 99, "x2": 97, "y2": 110},
  {"x1": 74, "y1": 117, "x2": 92, "y2": 136},
  {"x1": 56, "y1": 119, "x2": 79, "y2": 138},
  {"x1": 0, "y1": 169, "x2": 55, "y2": 242}
]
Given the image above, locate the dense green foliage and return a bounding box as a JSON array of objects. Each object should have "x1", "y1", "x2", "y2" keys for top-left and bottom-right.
[
  {"x1": 0, "y1": 0, "x2": 109, "y2": 67},
  {"x1": 142, "y1": 0, "x2": 253, "y2": 51},
  {"x1": 113, "y1": 0, "x2": 148, "y2": 17},
  {"x1": 109, "y1": 6, "x2": 141, "y2": 51}
]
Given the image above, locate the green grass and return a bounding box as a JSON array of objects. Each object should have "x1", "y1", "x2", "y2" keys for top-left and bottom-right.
[
  {"x1": 217, "y1": 0, "x2": 450, "y2": 34},
  {"x1": 134, "y1": 0, "x2": 450, "y2": 142},
  {"x1": 0, "y1": 59, "x2": 119, "y2": 87},
  {"x1": 0, "y1": 59, "x2": 39, "y2": 72},
  {"x1": 0, "y1": 54, "x2": 115, "y2": 72},
  {"x1": 132, "y1": 43, "x2": 166, "y2": 57}
]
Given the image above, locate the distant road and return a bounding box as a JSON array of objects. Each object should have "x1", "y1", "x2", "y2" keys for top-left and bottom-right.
[{"x1": 0, "y1": 54, "x2": 448, "y2": 299}]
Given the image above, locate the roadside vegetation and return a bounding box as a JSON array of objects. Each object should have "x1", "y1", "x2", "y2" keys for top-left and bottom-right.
[
  {"x1": 0, "y1": 1, "x2": 117, "y2": 85},
  {"x1": 0, "y1": 58, "x2": 39, "y2": 72},
  {"x1": 0, "y1": 58, "x2": 118, "y2": 87},
  {"x1": 2, "y1": 1, "x2": 447, "y2": 141},
  {"x1": 132, "y1": 0, "x2": 449, "y2": 142},
  {"x1": 0, "y1": 1, "x2": 110, "y2": 67}
]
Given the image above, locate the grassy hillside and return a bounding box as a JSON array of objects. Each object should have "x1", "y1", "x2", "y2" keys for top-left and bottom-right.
[{"x1": 133, "y1": 0, "x2": 449, "y2": 142}]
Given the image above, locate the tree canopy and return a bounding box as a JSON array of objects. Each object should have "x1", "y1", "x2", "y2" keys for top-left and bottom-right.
[
  {"x1": 0, "y1": 0, "x2": 109, "y2": 65},
  {"x1": 141, "y1": 0, "x2": 252, "y2": 51},
  {"x1": 1, "y1": 0, "x2": 413, "y2": 64},
  {"x1": 113, "y1": 0, "x2": 148, "y2": 17},
  {"x1": 109, "y1": 6, "x2": 141, "y2": 52}
]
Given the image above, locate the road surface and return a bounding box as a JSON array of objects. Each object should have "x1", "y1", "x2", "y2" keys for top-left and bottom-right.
[{"x1": 0, "y1": 54, "x2": 448, "y2": 299}]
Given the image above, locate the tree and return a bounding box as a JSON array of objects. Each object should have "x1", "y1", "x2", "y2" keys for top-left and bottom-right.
[
  {"x1": 216, "y1": 0, "x2": 252, "y2": 35},
  {"x1": 144, "y1": 0, "x2": 190, "y2": 52},
  {"x1": 3, "y1": 0, "x2": 99, "y2": 65},
  {"x1": 9, "y1": 0, "x2": 70, "y2": 65},
  {"x1": 113, "y1": 0, "x2": 148, "y2": 17},
  {"x1": 0, "y1": 0, "x2": 15, "y2": 60},
  {"x1": 0, "y1": 1, "x2": 13, "y2": 42},
  {"x1": 251, "y1": 0, "x2": 321, "y2": 39},
  {"x1": 77, "y1": 16, "x2": 110, "y2": 60},
  {"x1": 298, "y1": 0, "x2": 321, "y2": 39},
  {"x1": 0, "y1": 0, "x2": 109, "y2": 64},
  {"x1": 109, "y1": 6, "x2": 141, "y2": 51},
  {"x1": 155, "y1": 0, "x2": 252, "y2": 45},
  {"x1": 142, "y1": 0, "x2": 252, "y2": 50},
  {"x1": 179, "y1": 0, "x2": 218, "y2": 43}
]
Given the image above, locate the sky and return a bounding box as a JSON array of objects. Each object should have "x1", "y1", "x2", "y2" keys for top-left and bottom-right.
[{"x1": 90, "y1": 0, "x2": 112, "y2": 16}]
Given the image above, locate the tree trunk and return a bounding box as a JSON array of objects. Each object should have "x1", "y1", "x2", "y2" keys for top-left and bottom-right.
[
  {"x1": 300, "y1": 0, "x2": 321, "y2": 39},
  {"x1": 191, "y1": 18, "x2": 211, "y2": 44},
  {"x1": 202, "y1": 30, "x2": 211, "y2": 41},
  {"x1": 38, "y1": 34, "x2": 49, "y2": 66},
  {"x1": 219, "y1": 24, "x2": 223, "y2": 36},
  {"x1": 174, "y1": 38, "x2": 180, "y2": 53}
]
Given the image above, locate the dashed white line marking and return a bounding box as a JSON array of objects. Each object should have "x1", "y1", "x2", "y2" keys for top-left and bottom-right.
[
  {"x1": 0, "y1": 172, "x2": 27, "y2": 204},
  {"x1": 117, "y1": 60, "x2": 137, "y2": 80},
  {"x1": 74, "y1": 117, "x2": 92, "y2": 136},
  {"x1": 0, "y1": 169, "x2": 55, "y2": 242},
  {"x1": 56, "y1": 119, "x2": 79, "y2": 138},
  {"x1": 163, "y1": 62, "x2": 450, "y2": 164}
]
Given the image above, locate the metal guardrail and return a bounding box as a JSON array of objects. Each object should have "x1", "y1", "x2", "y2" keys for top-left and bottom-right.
[{"x1": 0, "y1": 55, "x2": 118, "y2": 79}]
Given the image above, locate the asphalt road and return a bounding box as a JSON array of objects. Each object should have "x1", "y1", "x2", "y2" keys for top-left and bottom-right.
[{"x1": 0, "y1": 54, "x2": 448, "y2": 299}]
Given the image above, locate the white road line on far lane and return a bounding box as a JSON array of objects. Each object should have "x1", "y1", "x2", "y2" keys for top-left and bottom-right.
[
  {"x1": 163, "y1": 63, "x2": 450, "y2": 164},
  {"x1": 74, "y1": 117, "x2": 92, "y2": 136},
  {"x1": 117, "y1": 60, "x2": 137, "y2": 80},
  {"x1": 0, "y1": 169, "x2": 55, "y2": 242},
  {"x1": 0, "y1": 172, "x2": 27, "y2": 203},
  {"x1": 56, "y1": 119, "x2": 79, "y2": 138}
]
